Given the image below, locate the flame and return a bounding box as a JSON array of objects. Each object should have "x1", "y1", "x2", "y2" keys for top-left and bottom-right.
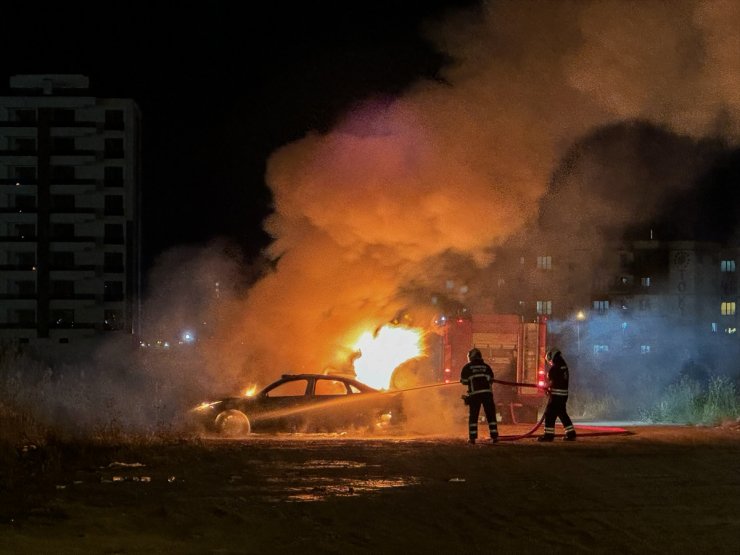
[
  {"x1": 352, "y1": 325, "x2": 424, "y2": 390},
  {"x1": 243, "y1": 385, "x2": 257, "y2": 397}
]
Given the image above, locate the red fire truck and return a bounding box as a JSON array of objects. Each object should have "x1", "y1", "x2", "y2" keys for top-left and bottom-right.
[{"x1": 436, "y1": 313, "x2": 548, "y2": 424}]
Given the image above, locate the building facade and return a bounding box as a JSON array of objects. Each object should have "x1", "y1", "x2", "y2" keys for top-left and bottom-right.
[
  {"x1": 0, "y1": 74, "x2": 141, "y2": 347},
  {"x1": 497, "y1": 237, "x2": 740, "y2": 366}
]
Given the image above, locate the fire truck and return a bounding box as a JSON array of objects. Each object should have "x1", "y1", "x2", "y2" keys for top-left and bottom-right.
[{"x1": 436, "y1": 313, "x2": 548, "y2": 424}]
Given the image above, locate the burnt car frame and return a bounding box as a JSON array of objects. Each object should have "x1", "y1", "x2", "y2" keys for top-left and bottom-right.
[{"x1": 191, "y1": 373, "x2": 403, "y2": 436}]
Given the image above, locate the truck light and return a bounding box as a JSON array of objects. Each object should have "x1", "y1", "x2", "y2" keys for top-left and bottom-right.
[
  {"x1": 538, "y1": 380, "x2": 546, "y2": 387},
  {"x1": 444, "y1": 368, "x2": 451, "y2": 373}
]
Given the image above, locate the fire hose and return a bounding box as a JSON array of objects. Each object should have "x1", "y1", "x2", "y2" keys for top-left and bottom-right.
[{"x1": 391, "y1": 379, "x2": 630, "y2": 441}]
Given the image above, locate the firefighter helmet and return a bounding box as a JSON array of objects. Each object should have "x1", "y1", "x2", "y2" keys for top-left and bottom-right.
[
  {"x1": 467, "y1": 347, "x2": 483, "y2": 362},
  {"x1": 545, "y1": 347, "x2": 561, "y2": 362}
]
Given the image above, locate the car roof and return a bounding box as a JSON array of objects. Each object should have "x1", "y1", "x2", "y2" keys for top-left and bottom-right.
[{"x1": 277, "y1": 373, "x2": 378, "y2": 390}]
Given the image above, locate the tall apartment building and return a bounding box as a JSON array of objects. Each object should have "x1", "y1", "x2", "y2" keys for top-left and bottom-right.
[
  {"x1": 0, "y1": 75, "x2": 141, "y2": 347},
  {"x1": 492, "y1": 237, "x2": 740, "y2": 361}
]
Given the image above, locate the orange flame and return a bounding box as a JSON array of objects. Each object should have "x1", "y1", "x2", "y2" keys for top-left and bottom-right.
[
  {"x1": 352, "y1": 325, "x2": 424, "y2": 390},
  {"x1": 243, "y1": 385, "x2": 257, "y2": 397}
]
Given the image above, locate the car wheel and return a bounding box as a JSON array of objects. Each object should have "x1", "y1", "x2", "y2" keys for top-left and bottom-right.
[{"x1": 214, "y1": 410, "x2": 251, "y2": 437}]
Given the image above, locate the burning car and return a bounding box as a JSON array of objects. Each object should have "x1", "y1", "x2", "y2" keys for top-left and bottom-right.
[{"x1": 190, "y1": 373, "x2": 404, "y2": 437}]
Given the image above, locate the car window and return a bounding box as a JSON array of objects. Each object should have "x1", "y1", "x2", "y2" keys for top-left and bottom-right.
[
  {"x1": 348, "y1": 384, "x2": 362, "y2": 393},
  {"x1": 314, "y1": 379, "x2": 349, "y2": 396},
  {"x1": 265, "y1": 379, "x2": 309, "y2": 397}
]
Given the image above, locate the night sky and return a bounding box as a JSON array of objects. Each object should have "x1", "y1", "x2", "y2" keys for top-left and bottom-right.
[{"x1": 2, "y1": 1, "x2": 479, "y2": 280}]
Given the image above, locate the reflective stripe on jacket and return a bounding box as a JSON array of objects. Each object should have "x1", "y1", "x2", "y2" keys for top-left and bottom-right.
[{"x1": 460, "y1": 361, "x2": 494, "y2": 396}]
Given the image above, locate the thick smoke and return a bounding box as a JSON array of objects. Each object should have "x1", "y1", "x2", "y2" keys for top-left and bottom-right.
[
  {"x1": 9, "y1": 1, "x2": 740, "y2": 436},
  {"x1": 212, "y1": 0, "x2": 740, "y2": 394}
]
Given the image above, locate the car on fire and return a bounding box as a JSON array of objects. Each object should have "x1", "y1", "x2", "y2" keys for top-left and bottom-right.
[{"x1": 190, "y1": 373, "x2": 404, "y2": 437}]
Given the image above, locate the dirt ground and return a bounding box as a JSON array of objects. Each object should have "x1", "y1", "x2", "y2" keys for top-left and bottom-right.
[{"x1": 2, "y1": 423, "x2": 740, "y2": 554}]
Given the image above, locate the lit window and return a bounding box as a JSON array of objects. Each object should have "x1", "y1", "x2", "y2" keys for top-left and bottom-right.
[
  {"x1": 641, "y1": 277, "x2": 651, "y2": 287},
  {"x1": 721, "y1": 260, "x2": 736, "y2": 272},
  {"x1": 712, "y1": 322, "x2": 718, "y2": 333},
  {"x1": 593, "y1": 300, "x2": 609, "y2": 312},
  {"x1": 536, "y1": 300, "x2": 552, "y2": 315},
  {"x1": 725, "y1": 327, "x2": 737, "y2": 334},
  {"x1": 537, "y1": 256, "x2": 552, "y2": 270},
  {"x1": 721, "y1": 302, "x2": 736, "y2": 316},
  {"x1": 640, "y1": 345, "x2": 651, "y2": 354},
  {"x1": 593, "y1": 344, "x2": 609, "y2": 354}
]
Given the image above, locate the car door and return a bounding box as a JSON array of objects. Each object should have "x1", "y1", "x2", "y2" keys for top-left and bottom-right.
[
  {"x1": 307, "y1": 377, "x2": 358, "y2": 430},
  {"x1": 258, "y1": 378, "x2": 311, "y2": 431}
]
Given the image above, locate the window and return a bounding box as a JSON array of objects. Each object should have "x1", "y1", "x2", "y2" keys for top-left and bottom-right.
[
  {"x1": 15, "y1": 195, "x2": 36, "y2": 211},
  {"x1": 265, "y1": 379, "x2": 309, "y2": 397},
  {"x1": 104, "y1": 224, "x2": 124, "y2": 244},
  {"x1": 593, "y1": 300, "x2": 610, "y2": 312},
  {"x1": 712, "y1": 322, "x2": 718, "y2": 333},
  {"x1": 16, "y1": 224, "x2": 36, "y2": 239},
  {"x1": 721, "y1": 260, "x2": 736, "y2": 272},
  {"x1": 12, "y1": 109, "x2": 36, "y2": 123},
  {"x1": 593, "y1": 344, "x2": 609, "y2": 354},
  {"x1": 50, "y1": 251, "x2": 74, "y2": 269},
  {"x1": 14, "y1": 166, "x2": 36, "y2": 181},
  {"x1": 16, "y1": 280, "x2": 35, "y2": 295},
  {"x1": 105, "y1": 110, "x2": 124, "y2": 129},
  {"x1": 52, "y1": 137, "x2": 75, "y2": 153},
  {"x1": 104, "y1": 280, "x2": 124, "y2": 301},
  {"x1": 104, "y1": 309, "x2": 123, "y2": 330},
  {"x1": 51, "y1": 280, "x2": 75, "y2": 298},
  {"x1": 52, "y1": 109, "x2": 74, "y2": 124},
  {"x1": 51, "y1": 165, "x2": 75, "y2": 181},
  {"x1": 104, "y1": 195, "x2": 124, "y2": 215},
  {"x1": 593, "y1": 276, "x2": 610, "y2": 291},
  {"x1": 50, "y1": 309, "x2": 75, "y2": 327},
  {"x1": 15, "y1": 252, "x2": 35, "y2": 267},
  {"x1": 641, "y1": 277, "x2": 651, "y2": 287},
  {"x1": 536, "y1": 300, "x2": 552, "y2": 315},
  {"x1": 721, "y1": 302, "x2": 736, "y2": 316},
  {"x1": 104, "y1": 138, "x2": 124, "y2": 158},
  {"x1": 51, "y1": 194, "x2": 75, "y2": 211},
  {"x1": 314, "y1": 379, "x2": 349, "y2": 396},
  {"x1": 536, "y1": 256, "x2": 552, "y2": 270},
  {"x1": 725, "y1": 327, "x2": 737, "y2": 335},
  {"x1": 640, "y1": 345, "x2": 651, "y2": 354},
  {"x1": 52, "y1": 223, "x2": 75, "y2": 239},
  {"x1": 104, "y1": 166, "x2": 123, "y2": 186},
  {"x1": 14, "y1": 309, "x2": 35, "y2": 325},
  {"x1": 13, "y1": 138, "x2": 36, "y2": 153},
  {"x1": 104, "y1": 252, "x2": 123, "y2": 272}
]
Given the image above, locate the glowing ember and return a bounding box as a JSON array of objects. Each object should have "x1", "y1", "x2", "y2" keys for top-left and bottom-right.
[
  {"x1": 353, "y1": 325, "x2": 424, "y2": 390},
  {"x1": 244, "y1": 385, "x2": 257, "y2": 397}
]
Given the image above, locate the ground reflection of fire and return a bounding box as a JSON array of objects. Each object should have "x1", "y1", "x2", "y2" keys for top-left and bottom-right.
[{"x1": 352, "y1": 325, "x2": 424, "y2": 390}]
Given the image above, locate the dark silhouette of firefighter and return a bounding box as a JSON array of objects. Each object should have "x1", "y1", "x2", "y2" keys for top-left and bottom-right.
[
  {"x1": 538, "y1": 347, "x2": 576, "y2": 442},
  {"x1": 460, "y1": 347, "x2": 499, "y2": 444}
]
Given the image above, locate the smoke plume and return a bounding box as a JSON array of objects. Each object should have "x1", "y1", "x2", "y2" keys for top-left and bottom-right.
[{"x1": 207, "y1": 0, "x2": 740, "y2": 392}]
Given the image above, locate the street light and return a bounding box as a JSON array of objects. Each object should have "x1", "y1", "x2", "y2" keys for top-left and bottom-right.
[{"x1": 576, "y1": 310, "x2": 586, "y2": 353}]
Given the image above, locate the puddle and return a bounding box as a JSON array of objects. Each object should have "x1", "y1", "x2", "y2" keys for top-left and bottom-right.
[{"x1": 265, "y1": 476, "x2": 420, "y2": 502}]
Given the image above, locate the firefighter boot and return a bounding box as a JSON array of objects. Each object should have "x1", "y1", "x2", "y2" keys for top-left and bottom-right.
[
  {"x1": 564, "y1": 432, "x2": 576, "y2": 441},
  {"x1": 468, "y1": 438, "x2": 476, "y2": 445},
  {"x1": 537, "y1": 434, "x2": 554, "y2": 442},
  {"x1": 490, "y1": 435, "x2": 498, "y2": 444}
]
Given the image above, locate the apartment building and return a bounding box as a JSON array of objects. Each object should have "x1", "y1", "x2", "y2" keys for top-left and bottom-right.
[
  {"x1": 0, "y1": 74, "x2": 141, "y2": 347},
  {"x1": 497, "y1": 237, "x2": 740, "y2": 361}
]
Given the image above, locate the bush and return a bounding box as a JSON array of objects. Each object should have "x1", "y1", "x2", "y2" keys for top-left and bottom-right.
[{"x1": 640, "y1": 374, "x2": 739, "y2": 425}]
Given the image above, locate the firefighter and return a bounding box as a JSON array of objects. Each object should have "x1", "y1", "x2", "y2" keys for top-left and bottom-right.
[
  {"x1": 460, "y1": 347, "x2": 499, "y2": 444},
  {"x1": 538, "y1": 347, "x2": 576, "y2": 442}
]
